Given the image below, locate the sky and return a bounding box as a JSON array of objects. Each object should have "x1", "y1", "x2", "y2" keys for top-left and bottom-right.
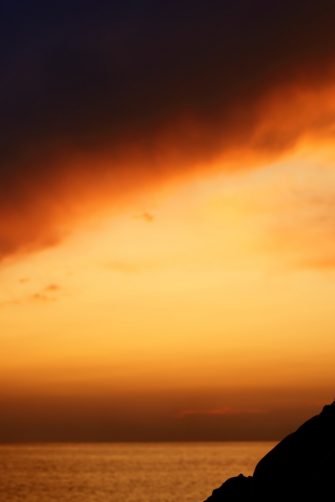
[{"x1": 0, "y1": 0, "x2": 335, "y2": 441}]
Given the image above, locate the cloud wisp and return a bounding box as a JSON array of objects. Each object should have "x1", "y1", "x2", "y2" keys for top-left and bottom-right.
[{"x1": 0, "y1": 283, "x2": 62, "y2": 308}]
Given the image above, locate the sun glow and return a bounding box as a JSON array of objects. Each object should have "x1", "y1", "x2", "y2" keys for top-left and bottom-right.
[{"x1": 1, "y1": 145, "x2": 335, "y2": 408}]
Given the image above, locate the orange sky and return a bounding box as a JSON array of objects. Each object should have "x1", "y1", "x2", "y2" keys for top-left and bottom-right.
[
  {"x1": 1, "y1": 135, "x2": 335, "y2": 440},
  {"x1": 2, "y1": 1, "x2": 335, "y2": 439}
]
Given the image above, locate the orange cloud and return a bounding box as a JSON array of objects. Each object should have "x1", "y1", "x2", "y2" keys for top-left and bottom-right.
[{"x1": 178, "y1": 407, "x2": 265, "y2": 418}]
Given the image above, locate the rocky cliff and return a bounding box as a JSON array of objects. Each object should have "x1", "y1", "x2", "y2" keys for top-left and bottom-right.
[{"x1": 204, "y1": 401, "x2": 335, "y2": 501}]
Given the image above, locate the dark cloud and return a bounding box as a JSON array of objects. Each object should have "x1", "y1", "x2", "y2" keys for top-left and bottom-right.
[{"x1": 2, "y1": 0, "x2": 335, "y2": 258}]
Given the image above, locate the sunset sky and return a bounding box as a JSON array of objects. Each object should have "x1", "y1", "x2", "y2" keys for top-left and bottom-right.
[{"x1": 1, "y1": 0, "x2": 335, "y2": 441}]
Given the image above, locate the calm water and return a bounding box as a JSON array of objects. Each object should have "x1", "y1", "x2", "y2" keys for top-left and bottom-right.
[{"x1": 0, "y1": 442, "x2": 275, "y2": 502}]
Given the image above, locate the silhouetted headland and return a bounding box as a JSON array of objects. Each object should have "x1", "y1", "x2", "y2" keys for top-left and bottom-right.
[{"x1": 204, "y1": 401, "x2": 335, "y2": 501}]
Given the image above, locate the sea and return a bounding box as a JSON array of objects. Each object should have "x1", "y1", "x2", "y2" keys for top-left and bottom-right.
[{"x1": 0, "y1": 442, "x2": 275, "y2": 502}]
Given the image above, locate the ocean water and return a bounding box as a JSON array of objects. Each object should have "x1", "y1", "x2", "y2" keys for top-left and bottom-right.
[{"x1": 0, "y1": 442, "x2": 275, "y2": 502}]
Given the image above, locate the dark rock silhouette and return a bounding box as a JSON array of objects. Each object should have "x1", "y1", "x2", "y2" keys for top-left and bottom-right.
[{"x1": 204, "y1": 402, "x2": 335, "y2": 501}]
